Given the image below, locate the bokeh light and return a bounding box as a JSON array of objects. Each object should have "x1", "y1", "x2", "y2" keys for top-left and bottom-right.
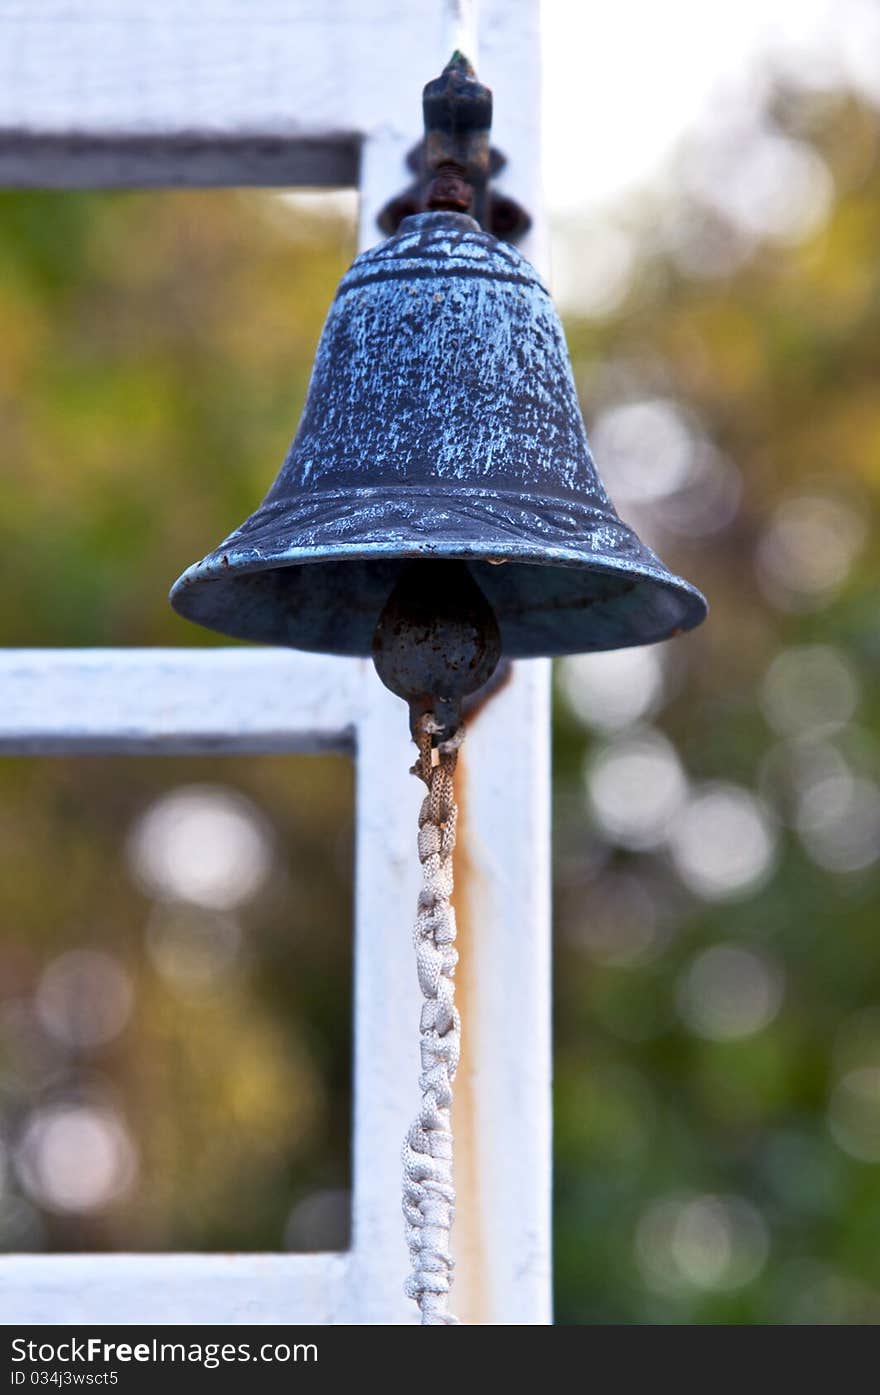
[
  {"x1": 15, "y1": 1104, "x2": 137, "y2": 1214},
  {"x1": 662, "y1": 200, "x2": 755, "y2": 279},
  {"x1": 760, "y1": 646, "x2": 860, "y2": 739},
  {"x1": 590, "y1": 398, "x2": 698, "y2": 503},
  {"x1": 559, "y1": 646, "x2": 665, "y2": 732},
  {"x1": 35, "y1": 949, "x2": 133, "y2": 1051},
  {"x1": 758, "y1": 738, "x2": 850, "y2": 825},
  {"x1": 795, "y1": 770, "x2": 880, "y2": 873},
  {"x1": 636, "y1": 1193, "x2": 769, "y2": 1293},
  {"x1": 127, "y1": 784, "x2": 274, "y2": 910},
  {"x1": 681, "y1": 122, "x2": 833, "y2": 246},
  {"x1": 677, "y1": 943, "x2": 784, "y2": 1041},
  {"x1": 585, "y1": 728, "x2": 687, "y2": 850},
  {"x1": 565, "y1": 870, "x2": 666, "y2": 967},
  {"x1": 652, "y1": 443, "x2": 742, "y2": 537},
  {"x1": 827, "y1": 1013, "x2": 880, "y2": 1159},
  {"x1": 666, "y1": 783, "x2": 778, "y2": 900},
  {"x1": 755, "y1": 495, "x2": 867, "y2": 611},
  {"x1": 588, "y1": 398, "x2": 741, "y2": 539}
]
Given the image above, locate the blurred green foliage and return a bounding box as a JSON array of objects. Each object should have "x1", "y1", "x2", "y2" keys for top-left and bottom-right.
[
  {"x1": 0, "y1": 192, "x2": 357, "y2": 1255},
  {"x1": 554, "y1": 89, "x2": 880, "y2": 1323},
  {"x1": 0, "y1": 86, "x2": 879, "y2": 1322}
]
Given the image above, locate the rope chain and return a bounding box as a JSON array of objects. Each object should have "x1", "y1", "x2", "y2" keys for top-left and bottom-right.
[{"x1": 402, "y1": 713, "x2": 464, "y2": 1325}]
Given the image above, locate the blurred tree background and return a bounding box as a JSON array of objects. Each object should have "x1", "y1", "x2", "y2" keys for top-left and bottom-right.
[{"x1": 0, "y1": 75, "x2": 879, "y2": 1322}]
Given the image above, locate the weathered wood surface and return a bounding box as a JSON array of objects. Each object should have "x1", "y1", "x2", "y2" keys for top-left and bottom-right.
[
  {"x1": 0, "y1": 650, "x2": 552, "y2": 1325},
  {"x1": 0, "y1": 0, "x2": 449, "y2": 188},
  {"x1": 0, "y1": 1255, "x2": 349, "y2": 1325},
  {"x1": 0, "y1": 648, "x2": 363, "y2": 755}
]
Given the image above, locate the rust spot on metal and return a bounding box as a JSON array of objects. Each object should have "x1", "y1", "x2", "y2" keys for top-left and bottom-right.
[
  {"x1": 376, "y1": 51, "x2": 531, "y2": 243},
  {"x1": 460, "y1": 656, "x2": 513, "y2": 726},
  {"x1": 449, "y1": 763, "x2": 491, "y2": 1325},
  {"x1": 427, "y1": 161, "x2": 474, "y2": 215}
]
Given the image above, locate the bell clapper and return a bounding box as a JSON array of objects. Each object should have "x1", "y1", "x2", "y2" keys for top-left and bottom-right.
[{"x1": 371, "y1": 559, "x2": 501, "y2": 746}]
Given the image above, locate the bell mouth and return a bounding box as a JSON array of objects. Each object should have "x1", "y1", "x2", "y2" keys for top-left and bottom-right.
[{"x1": 170, "y1": 488, "x2": 707, "y2": 658}]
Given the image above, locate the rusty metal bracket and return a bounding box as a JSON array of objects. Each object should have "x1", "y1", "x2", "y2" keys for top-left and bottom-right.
[{"x1": 377, "y1": 51, "x2": 531, "y2": 243}]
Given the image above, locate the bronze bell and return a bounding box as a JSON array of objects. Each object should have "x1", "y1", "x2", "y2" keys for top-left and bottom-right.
[{"x1": 170, "y1": 55, "x2": 706, "y2": 724}]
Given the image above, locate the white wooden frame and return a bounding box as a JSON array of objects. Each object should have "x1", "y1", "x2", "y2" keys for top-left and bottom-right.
[{"x1": 0, "y1": 0, "x2": 551, "y2": 1326}]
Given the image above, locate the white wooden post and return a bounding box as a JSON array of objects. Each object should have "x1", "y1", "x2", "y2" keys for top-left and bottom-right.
[{"x1": 0, "y1": 0, "x2": 551, "y2": 1326}]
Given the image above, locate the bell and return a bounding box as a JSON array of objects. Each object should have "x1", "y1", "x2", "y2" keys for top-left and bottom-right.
[
  {"x1": 170, "y1": 206, "x2": 705, "y2": 658},
  {"x1": 170, "y1": 58, "x2": 706, "y2": 668}
]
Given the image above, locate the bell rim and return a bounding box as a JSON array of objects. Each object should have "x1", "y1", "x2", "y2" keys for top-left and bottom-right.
[{"x1": 170, "y1": 532, "x2": 707, "y2": 655}]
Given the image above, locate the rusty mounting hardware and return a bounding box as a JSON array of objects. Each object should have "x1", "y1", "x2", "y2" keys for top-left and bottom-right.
[
  {"x1": 377, "y1": 51, "x2": 531, "y2": 244},
  {"x1": 371, "y1": 560, "x2": 502, "y2": 744},
  {"x1": 423, "y1": 50, "x2": 491, "y2": 220}
]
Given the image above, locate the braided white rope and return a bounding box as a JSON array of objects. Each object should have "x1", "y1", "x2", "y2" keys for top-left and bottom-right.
[{"x1": 402, "y1": 715, "x2": 463, "y2": 1325}]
